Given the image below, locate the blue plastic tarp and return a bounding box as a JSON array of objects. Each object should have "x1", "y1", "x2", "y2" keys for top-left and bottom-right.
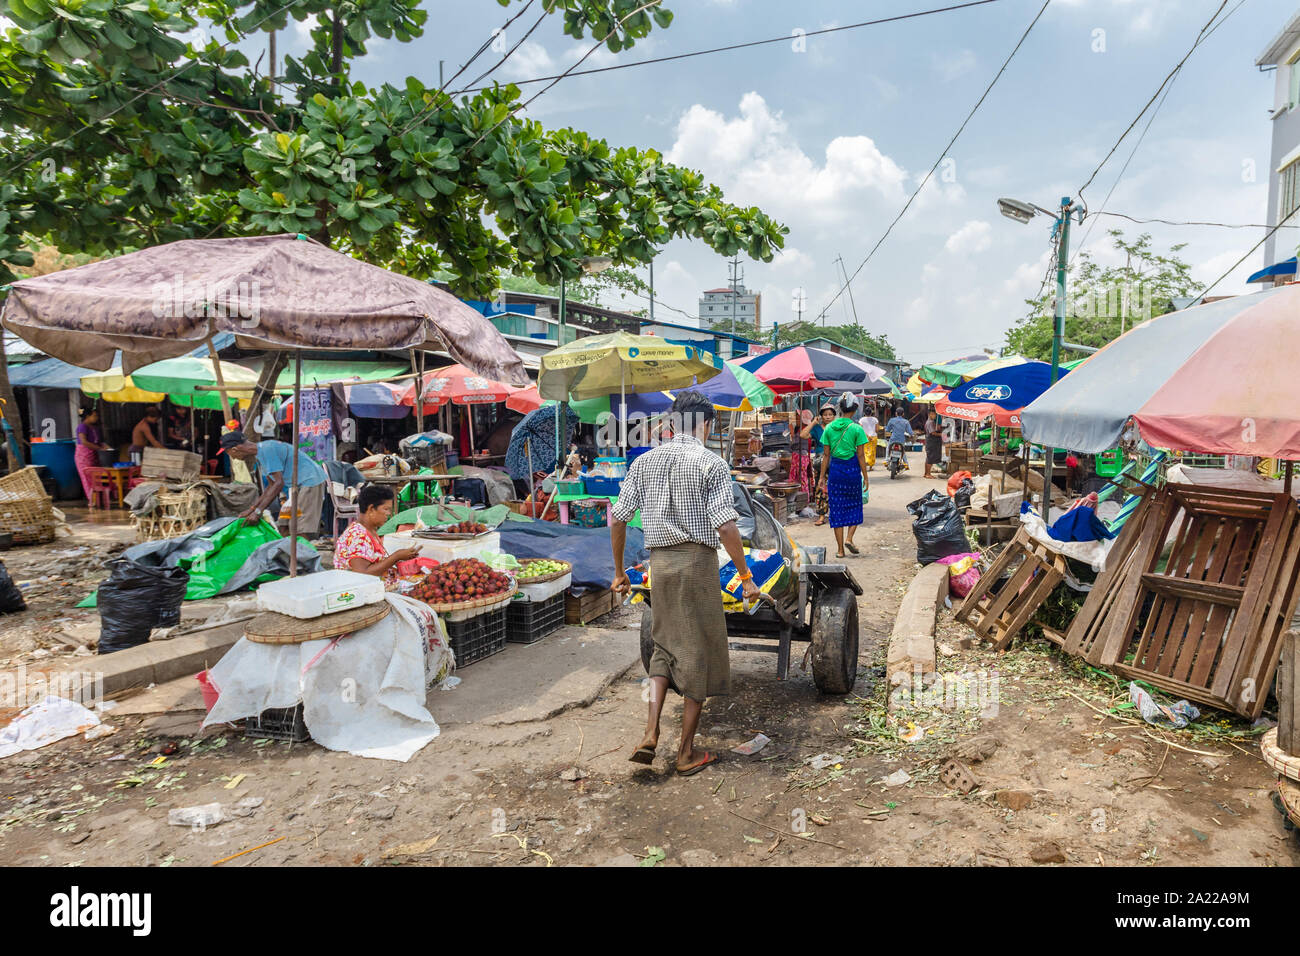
[{"x1": 498, "y1": 520, "x2": 648, "y2": 592}]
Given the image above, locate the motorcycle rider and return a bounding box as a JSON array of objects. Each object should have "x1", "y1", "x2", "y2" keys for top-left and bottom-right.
[{"x1": 884, "y1": 406, "x2": 915, "y2": 471}]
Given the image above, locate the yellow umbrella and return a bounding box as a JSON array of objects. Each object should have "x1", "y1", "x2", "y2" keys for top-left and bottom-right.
[
  {"x1": 80, "y1": 369, "x2": 166, "y2": 403},
  {"x1": 538, "y1": 331, "x2": 722, "y2": 401}
]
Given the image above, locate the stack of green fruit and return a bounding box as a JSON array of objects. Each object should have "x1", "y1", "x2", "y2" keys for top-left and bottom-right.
[{"x1": 518, "y1": 559, "x2": 569, "y2": 580}]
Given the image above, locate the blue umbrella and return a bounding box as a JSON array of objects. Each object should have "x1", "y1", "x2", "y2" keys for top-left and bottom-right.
[
  {"x1": 1247, "y1": 257, "x2": 1296, "y2": 284},
  {"x1": 346, "y1": 382, "x2": 411, "y2": 420},
  {"x1": 947, "y1": 360, "x2": 1068, "y2": 410},
  {"x1": 506, "y1": 404, "x2": 580, "y2": 480}
]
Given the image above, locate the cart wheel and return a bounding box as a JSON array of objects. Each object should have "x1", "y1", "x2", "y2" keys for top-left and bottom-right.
[
  {"x1": 639, "y1": 605, "x2": 654, "y2": 674},
  {"x1": 810, "y1": 587, "x2": 858, "y2": 694}
]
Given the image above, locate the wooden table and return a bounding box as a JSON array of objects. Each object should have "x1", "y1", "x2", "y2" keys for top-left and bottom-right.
[
  {"x1": 87, "y1": 464, "x2": 140, "y2": 507},
  {"x1": 461, "y1": 453, "x2": 504, "y2": 467}
]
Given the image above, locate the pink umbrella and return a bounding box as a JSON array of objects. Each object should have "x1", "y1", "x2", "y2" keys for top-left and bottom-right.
[{"x1": 1132, "y1": 285, "x2": 1300, "y2": 459}]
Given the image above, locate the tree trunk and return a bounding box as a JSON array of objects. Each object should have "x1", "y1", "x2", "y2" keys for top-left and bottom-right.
[
  {"x1": 331, "y1": 10, "x2": 344, "y2": 79},
  {"x1": 0, "y1": 333, "x2": 26, "y2": 470}
]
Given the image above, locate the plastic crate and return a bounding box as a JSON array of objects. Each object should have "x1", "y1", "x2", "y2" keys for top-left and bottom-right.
[
  {"x1": 446, "y1": 606, "x2": 507, "y2": 666},
  {"x1": 507, "y1": 592, "x2": 566, "y2": 644},
  {"x1": 582, "y1": 475, "x2": 623, "y2": 497},
  {"x1": 244, "y1": 703, "x2": 310, "y2": 742}
]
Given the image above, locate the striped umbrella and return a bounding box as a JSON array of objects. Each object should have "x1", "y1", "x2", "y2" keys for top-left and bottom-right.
[{"x1": 735, "y1": 345, "x2": 870, "y2": 394}]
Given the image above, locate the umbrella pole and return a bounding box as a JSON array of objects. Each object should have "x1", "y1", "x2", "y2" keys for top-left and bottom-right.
[
  {"x1": 620, "y1": 365, "x2": 627, "y2": 458},
  {"x1": 204, "y1": 335, "x2": 235, "y2": 424},
  {"x1": 289, "y1": 350, "x2": 301, "y2": 577},
  {"x1": 1287, "y1": 461, "x2": 1294, "y2": 496},
  {"x1": 189, "y1": 405, "x2": 195, "y2": 449},
  {"x1": 526, "y1": 439, "x2": 535, "y2": 506},
  {"x1": 412, "y1": 352, "x2": 424, "y2": 433},
  {"x1": 468, "y1": 406, "x2": 476, "y2": 462}
]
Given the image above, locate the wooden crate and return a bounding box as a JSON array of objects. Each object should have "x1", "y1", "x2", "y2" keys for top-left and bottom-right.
[
  {"x1": 1279, "y1": 630, "x2": 1300, "y2": 757},
  {"x1": 955, "y1": 528, "x2": 1066, "y2": 651},
  {"x1": 565, "y1": 587, "x2": 617, "y2": 625},
  {"x1": 140, "y1": 447, "x2": 202, "y2": 481},
  {"x1": 1090, "y1": 485, "x2": 1300, "y2": 719}
]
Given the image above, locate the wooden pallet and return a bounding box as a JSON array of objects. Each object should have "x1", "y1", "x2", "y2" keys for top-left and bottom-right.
[
  {"x1": 1062, "y1": 488, "x2": 1156, "y2": 664},
  {"x1": 1092, "y1": 485, "x2": 1300, "y2": 719},
  {"x1": 955, "y1": 528, "x2": 1066, "y2": 650}
]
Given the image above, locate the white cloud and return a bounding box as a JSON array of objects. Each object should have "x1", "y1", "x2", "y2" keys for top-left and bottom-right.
[
  {"x1": 666, "y1": 92, "x2": 909, "y2": 224},
  {"x1": 499, "y1": 41, "x2": 556, "y2": 80},
  {"x1": 945, "y1": 220, "x2": 993, "y2": 254},
  {"x1": 770, "y1": 247, "x2": 813, "y2": 271}
]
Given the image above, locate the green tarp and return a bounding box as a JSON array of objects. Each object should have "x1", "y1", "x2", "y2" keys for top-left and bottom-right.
[{"x1": 77, "y1": 518, "x2": 290, "y2": 606}]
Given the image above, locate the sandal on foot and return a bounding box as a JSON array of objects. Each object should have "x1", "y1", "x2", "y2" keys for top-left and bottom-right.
[
  {"x1": 845, "y1": 542, "x2": 859, "y2": 554},
  {"x1": 676, "y1": 751, "x2": 718, "y2": 776},
  {"x1": 629, "y1": 744, "x2": 657, "y2": 765}
]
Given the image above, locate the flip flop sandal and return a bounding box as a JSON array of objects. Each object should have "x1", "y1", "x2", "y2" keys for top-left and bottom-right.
[
  {"x1": 676, "y1": 751, "x2": 718, "y2": 777},
  {"x1": 845, "y1": 542, "x2": 859, "y2": 554},
  {"x1": 629, "y1": 744, "x2": 657, "y2": 765}
]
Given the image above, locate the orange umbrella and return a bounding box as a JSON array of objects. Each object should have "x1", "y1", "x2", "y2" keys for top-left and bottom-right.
[{"x1": 505, "y1": 384, "x2": 543, "y2": 414}]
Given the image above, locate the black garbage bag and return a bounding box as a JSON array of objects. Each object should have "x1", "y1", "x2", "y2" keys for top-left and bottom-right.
[
  {"x1": 953, "y1": 477, "x2": 976, "y2": 510},
  {"x1": 0, "y1": 560, "x2": 27, "y2": 614},
  {"x1": 906, "y1": 490, "x2": 969, "y2": 565},
  {"x1": 98, "y1": 558, "x2": 190, "y2": 654}
]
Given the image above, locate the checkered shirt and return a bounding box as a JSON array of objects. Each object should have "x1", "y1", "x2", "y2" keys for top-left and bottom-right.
[{"x1": 612, "y1": 435, "x2": 739, "y2": 549}]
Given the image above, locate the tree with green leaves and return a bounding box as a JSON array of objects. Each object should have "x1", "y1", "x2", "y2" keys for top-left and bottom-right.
[
  {"x1": 0, "y1": 0, "x2": 786, "y2": 457},
  {"x1": 1004, "y1": 230, "x2": 1203, "y2": 361}
]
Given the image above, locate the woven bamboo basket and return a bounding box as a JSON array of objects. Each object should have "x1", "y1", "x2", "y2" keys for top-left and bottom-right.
[
  {"x1": 420, "y1": 586, "x2": 517, "y2": 614},
  {"x1": 135, "y1": 486, "x2": 208, "y2": 541},
  {"x1": 0, "y1": 467, "x2": 56, "y2": 545},
  {"x1": 245, "y1": 601, "x2": 392, "y2": 645},
  {"x1": 514, "y1": 559, "x2": 572, "y2": 585}
]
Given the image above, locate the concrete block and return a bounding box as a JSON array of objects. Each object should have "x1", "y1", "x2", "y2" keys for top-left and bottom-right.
[{"x1": 887, "y1": 562, "x2": 948, "y2": 690}]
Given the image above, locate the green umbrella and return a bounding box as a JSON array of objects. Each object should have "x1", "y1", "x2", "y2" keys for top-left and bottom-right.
[{"x1": 131, "y1": 356, "x2": 260, "y2": 410}]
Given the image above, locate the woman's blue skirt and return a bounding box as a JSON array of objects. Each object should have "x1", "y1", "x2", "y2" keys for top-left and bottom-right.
[{"x1": 827, "y1": 456, "x2": 863, "y2": 529}]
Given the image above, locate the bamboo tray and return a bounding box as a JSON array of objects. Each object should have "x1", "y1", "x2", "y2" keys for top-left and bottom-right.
[
  {"x1": 245, "y1": 601, "x2": 392, "y2": 645},
  {"x1": 514, "y1": 559, "x2": 572, "y2": 585},
  {"x1": 419, "y1": 586, "x2": 517, "y2": 613}
]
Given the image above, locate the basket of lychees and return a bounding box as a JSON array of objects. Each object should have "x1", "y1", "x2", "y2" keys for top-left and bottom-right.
[{"x1": 409, "y1": 558, "x2": 516, "y2": 611}]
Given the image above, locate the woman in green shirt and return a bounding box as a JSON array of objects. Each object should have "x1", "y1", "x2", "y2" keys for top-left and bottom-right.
[{"x1": 816, "y1": 393, "x2": 871, "y2": 557}]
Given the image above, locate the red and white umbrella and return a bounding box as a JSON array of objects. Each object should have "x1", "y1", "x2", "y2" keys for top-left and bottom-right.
[
  {"x1": 505, "y1": 384, "x2": 543, "y2": 414},
  {"x1": 400, "y1": 364, "x2": 513, "y2": 408}
]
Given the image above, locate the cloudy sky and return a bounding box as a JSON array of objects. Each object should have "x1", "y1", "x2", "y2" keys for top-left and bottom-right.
[{"x1": 282, "y1": 0, "x2": 1291, "y2": 363}]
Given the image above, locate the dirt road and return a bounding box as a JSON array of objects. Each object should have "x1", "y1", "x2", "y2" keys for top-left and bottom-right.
[{"x1": 1, "y1": 473, "x2": 1297, "y2": 867}]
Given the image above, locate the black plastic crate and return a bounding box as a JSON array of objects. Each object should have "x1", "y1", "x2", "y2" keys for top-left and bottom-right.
[
  {"x1": 446, "y1": 606, "x2": 507, "y2": 665},
  {"x1": 244, "y1": 702, "x2": 310, "y2": 742},
  {"x1": 506, "y1": 593, "x2": 566, "y2": 644}
]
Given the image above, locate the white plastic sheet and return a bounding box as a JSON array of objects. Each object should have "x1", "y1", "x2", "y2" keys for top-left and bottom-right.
[
  {"x1": 0, "y1": 695, "x2": 101, "y2": 759},
  {"x1": 203, "y1": 594, "x2": 454, "y2": 762}
]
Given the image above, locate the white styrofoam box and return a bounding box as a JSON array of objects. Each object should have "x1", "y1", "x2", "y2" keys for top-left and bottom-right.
[
  {"x1": 441, "y1": 592, "x2": 514, "y2": 622},
  {"x1": 514, "y1": 573, "x2": 572, "y2": 603},
  {"x1": 384, "y1": 532, "x2": 500, "y2": 565},
  {"x1": 255, "y1": 569, "x2": 386, "y2": 619}
]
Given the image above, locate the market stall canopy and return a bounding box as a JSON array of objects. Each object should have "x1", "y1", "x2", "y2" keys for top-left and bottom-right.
[
  {"x1": 538, "y1": 331, "x2": 721, "y2": 401},
  {"x1": 403, "y1": 364, "x2": 512, "y2": 407},
  {"x1": 734, "y1": 345, "x2": 868, "y2": 395},
  {"x1": 505, "y1": 384, "x2": 543, "y2": 415},
  {"x1": 1131, "y1": 284, "x2": 1300, "y2": 458},
  {"x1": 128, "y1": 356, "x2": 260, "y2": 410},
  {"x1": 1246, "y1": 258, "x2": 1296, "y2": 283},
  {"x1": 0, "y1": 234, "x2": 527, "y2": 384},
  {"x1": 80, "y1": 369, "x2": 165, "y2": 404},
  {"x1": 1021, "y1": 287, "x2": 1292, "y2": 454},
  {"x1": 920, "y1": 354, "x2": 1026, "y2": 389}
]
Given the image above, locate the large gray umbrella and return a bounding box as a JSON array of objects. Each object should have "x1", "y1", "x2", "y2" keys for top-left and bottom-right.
[
  {"x1": 0, "y1": 233, "x2": 527, "y2": 384},
  {"x1": 1021, "y1": 287, "x2": 1290, "y2": 454}
]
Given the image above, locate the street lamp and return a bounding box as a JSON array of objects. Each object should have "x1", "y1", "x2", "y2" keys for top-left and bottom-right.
[{"x1": 998, "y1": 195, "x2": 1083, "y2": 512}]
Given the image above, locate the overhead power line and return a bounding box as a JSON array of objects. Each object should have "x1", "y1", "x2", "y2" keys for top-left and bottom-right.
[
  {"x1": 454, "y1": 0, "x2": 1005, "y2": 93},
  {"x1": 817, "y1": 0, "x2": 1052, "y2": 320}
]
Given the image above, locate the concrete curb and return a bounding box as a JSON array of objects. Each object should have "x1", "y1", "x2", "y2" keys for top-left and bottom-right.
[
  {"x1": 887, "y1": 562, "x2": 948, "y2": 697},
  {"x1": 33, "y1": 621, "x2": 249, "y2": 699}
]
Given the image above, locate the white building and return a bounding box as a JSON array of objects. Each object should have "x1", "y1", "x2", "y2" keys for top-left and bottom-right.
[{"x1": 698, "y1": 286, "x2": 761, "y2": 331}]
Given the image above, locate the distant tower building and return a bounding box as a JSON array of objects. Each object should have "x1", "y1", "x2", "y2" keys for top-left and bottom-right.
[{"x1": 698, "y1": 258, "x2": 760, "y2": 330}]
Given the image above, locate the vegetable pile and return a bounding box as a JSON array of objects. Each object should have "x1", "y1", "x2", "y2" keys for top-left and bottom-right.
[{"x1": 410, "y1": 558, "x2": 512, "y2": 605}]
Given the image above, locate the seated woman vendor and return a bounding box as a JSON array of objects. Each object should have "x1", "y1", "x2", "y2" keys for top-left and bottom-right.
[{"x1": 333, "y1": 484, "x2": 420, "y2": 588}]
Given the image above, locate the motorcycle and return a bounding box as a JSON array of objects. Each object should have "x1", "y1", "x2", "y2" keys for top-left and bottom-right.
[{"x1": 887, "y1": 441, "x2": 906, "y2": 479}]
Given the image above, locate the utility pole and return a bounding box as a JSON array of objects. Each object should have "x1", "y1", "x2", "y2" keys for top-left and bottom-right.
[
  {"x1": 269, "y1": 31, "x2": 277, "y2": 90},
  {"x1": 791, "y1": 287, "x2": 806, "y2": 324},
  {"x1": 1042, "y1": 196, "x2": 1075, "y2": 508},
  {"x1": 728, "y1": 255, "x2": 743, "y2": 333},
  {"x1": 648, "y1": 260, "x2": 655, "y2": 323}
]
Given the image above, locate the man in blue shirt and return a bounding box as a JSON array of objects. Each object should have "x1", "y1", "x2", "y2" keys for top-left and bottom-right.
[
  {"x1": 884, "y1": 406, "x2": 915, "y2": 468},
  {"x1": 221, "y1": 433, "x2": 327, "y2": 537}
]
